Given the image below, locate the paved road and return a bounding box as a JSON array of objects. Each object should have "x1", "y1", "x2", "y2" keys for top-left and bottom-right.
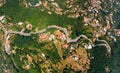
[{"x1": 0, "y1": 23, "x2": 112, "y2": 53}]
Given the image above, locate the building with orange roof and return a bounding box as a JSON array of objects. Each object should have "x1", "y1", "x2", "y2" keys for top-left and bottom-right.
[
  {"x1": 39, "y1": 33, "x2": 49, "y2": 42},
  {"x1": 114, "y1": 29, "x2": 120, "y2": 36}
]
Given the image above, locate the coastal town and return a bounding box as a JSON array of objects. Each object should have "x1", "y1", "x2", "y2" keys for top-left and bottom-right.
[{"x1": 0, "y1": 0, "x2": 120, "y2": 73}]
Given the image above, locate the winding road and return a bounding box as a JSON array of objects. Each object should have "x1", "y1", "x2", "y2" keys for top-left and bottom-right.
[{"x1": 0, "y1": 22, "x2": 112, "y2": 54}]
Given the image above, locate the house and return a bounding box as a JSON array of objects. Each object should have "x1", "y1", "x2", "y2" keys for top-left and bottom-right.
[
  {"x1": 49, "y1": 34, "x2": 55, "y2": 41},
  {"x1": 54, "y1": 30, "x2": 66, "y2": 41},
  {"x1": 60, "y1": 33, "x2": 66, "y2": 42},
  {"x1": 114, "y1": 29, "x2": 120, "y2": 36},
  {"x1": 26, "y1": 24, "x2": 32, "y2": 30},
  {"x1": 0, "y1": 15, "x2": 5, "y2": 21},
  {"x1": 18, "y1": 22, "x2": 23, "y2": 26},
  {"x1": 5, "y1": 39, "x2": 11, "y2": 55},
  {"x1": 71, "y1": 55, "x2": 79, "y2": 61},
  {"x1": 88, "y1": 44, "x2": 92, "y2": 49},
  {"x1": 91, "y1": 0, "x2": 101, "y2": 7},
  {"x1": 23, "y1": 64, "x2": 30, "y2": 70},
  {"x1": 62, "y1": 44, "x2": 68, "y2": 48},
  {"x1": 39, "y1": 33, "x2": 49, "y2": 42},
  {"x1": 9, "y1": 22, "x2": 13, "y2": 26},
  {"x1": 0, "y1": 0, "x2": 6, "y2": 7},
  {"x1": 83, "y1": 17, "x2": 89, "y2": 23},
  {"x1": 42, "y1": 53, "x2": 45, "y2": 57},
  {"x1": 84, "y1": 43, "x2": 92, "y2": 50}
]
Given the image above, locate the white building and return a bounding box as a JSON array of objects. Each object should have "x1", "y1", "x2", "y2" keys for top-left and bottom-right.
[{"x1": 84, "y1": 43, "x2": 92, "y2": 50}]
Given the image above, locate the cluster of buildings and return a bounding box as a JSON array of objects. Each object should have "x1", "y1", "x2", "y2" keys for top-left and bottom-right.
[
  {"x1": 22, "y1": 0, "x2": 81, "y2": 18},
  {"x1": 91, "y1": 0, "x2": 101, "y2": 8},
  {"x1": 39, "y1": 30, "x2": 69, "y2": 49},
  {"x1": 66, "y1": 48, "x2": 90, "y2": 72}
]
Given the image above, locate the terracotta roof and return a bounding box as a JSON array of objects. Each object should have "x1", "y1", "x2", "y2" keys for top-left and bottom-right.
[{"x1": 39, "y1": 33, "x2": 49, "y2": 41}]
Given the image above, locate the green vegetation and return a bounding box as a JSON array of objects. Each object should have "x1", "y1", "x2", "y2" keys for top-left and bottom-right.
[
  {"x1": 0, "y1": 0, "x2": 118, "y2": 73},
  {"x1": 88, "y1": 47, "x2": 110, "y2": 73},
  {"x1": 0, "y1": 0, "x2": 78, "y2": 29}
]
